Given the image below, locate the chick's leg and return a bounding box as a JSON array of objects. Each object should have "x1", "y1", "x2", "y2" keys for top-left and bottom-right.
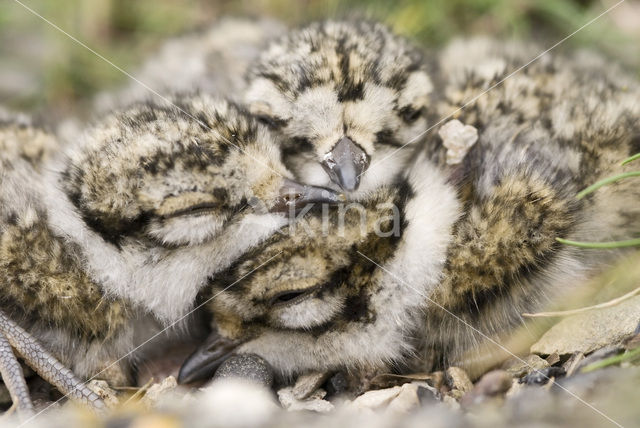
[
  {"x1": 0, "y1": 332, "x2": 34, "y2": 420},
  {"x1": 0, "y1": 310, "x2": 105, "y2": 412}
]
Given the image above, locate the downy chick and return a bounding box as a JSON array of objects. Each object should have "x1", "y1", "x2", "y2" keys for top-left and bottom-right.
[
  {"x1": 179, "y1": 153, "x2": 459, "y2": 382},
  {"x1": 181, "y1": 47, "x2": 640, "y2": 380},
  {"x1": 95, "y1": 17, "x2": 286, "y2": 112},
  {"x1": 0, "y1": 110, "x2": 104, "y2": 417},
  {"x1": 245, "y1": 20, "x2": 434, "y2": 192},
  {"x1": 0, "y1": 96, "x2": 341, "y2": 414},
  {"x1": 421, "y1": 38, "x2": 640, "y2": 366}
]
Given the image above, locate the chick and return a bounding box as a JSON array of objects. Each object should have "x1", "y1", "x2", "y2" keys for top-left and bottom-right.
[
  {"x1": 0, "y1": 112, "x2": 105, "y2": 417},
  {"x1": 0, "y1": 96, "x2": 341, "y2": 413},
  {"x1": 421, "y1": 37, "x2": 640, "y2": 366},
  {"x1": 181, "y1": 43, "x2": 640, "y2": 381},
  {"x1": 179, "y1": 153, "x2": 459, "y2": 381},
  {"x1": 95, "y1": 17, "x2": 286, "y2": 112},
  {"x1": 244, "y1": 20, "x2": 434, "y2": 192}
]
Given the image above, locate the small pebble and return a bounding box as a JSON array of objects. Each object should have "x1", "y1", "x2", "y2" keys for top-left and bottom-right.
[
  {"x1": 438, "y1": 119, "x2": 478, "y2": 165},
  {"x1": 386, "y1": 383, "x2": 420, "y2": 414},
  {"x1": 213, "y1": 354, "x2": 274, "y2": 387},
  {"x1": 520, "y1": 367, "x2": 566, "y2": 385},
  {"x1": 504, "y1": 354, "x2": 549, "y2": 378},
  {"x1": 292, "y1": 371, "x2": 329, "y2": 400},
  {"x1": 349, "y1": 386, "x2": 401, "y2": 410},
  {"x1": 474, "y1": 370, "x2": 513, "y2": 396},
  {"x1": 325, "y1": 372, "x2": 349, "y2": 396},
  {"x1": 417, "y1": 386, "x2": 439, "y2": 405},
  {"x1": 413, "y1": 381, "x2": 441, "y2": 405},
  {"x1": 88, "y1": 379, "x2": 119, "y2": 408},
  {"x1": 141, "y1": 376, "x2": 178, "y2": 408},
  {"x1": 462, "y1": 370, "x2": 513, "y2": 406},
  {"x1": 445, "y1": 366, "x2": 473, "y2": 393},
  {"x1": 278, "y1": 387, "x2": 334, "y2": 413},
  {"x1": 545, "y1": 352, "x2": 561, "y2": 366}
]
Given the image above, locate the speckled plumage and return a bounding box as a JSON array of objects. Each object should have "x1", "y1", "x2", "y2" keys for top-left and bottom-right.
[
  {"x1": 186, "y1": 39, "x2": 640, "y2": 381},
  {"x1": 419, "y1": 38, "x2": 640, "y2": 367},
  {"x1": 245, "y1": 20, "x2": 434, "y2": 193},
  {"x1": 0, "y1": 95, "x2": 327, "y2": 394},
  {"x1": 193, "y1": 155, "x2": 459, "y2": 378},
  {"x1": 0, "y1": 113, "x2": 128, "y2": 412}
]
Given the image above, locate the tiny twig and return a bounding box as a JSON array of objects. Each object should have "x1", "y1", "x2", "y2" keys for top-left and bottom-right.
[
  {"x1": 522, "y1": 285, "x2": 640, "y2": 318},
  {"x1": 565, "y1": 352, "x2": 585, "y2": 377},
  {"x1": 123, "y1": 377, "x2": 155, "y2": 406}
]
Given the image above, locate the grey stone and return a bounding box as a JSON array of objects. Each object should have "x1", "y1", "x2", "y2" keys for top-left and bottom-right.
[
  {"x1": 531, "y1": 295, "x2": 640, "y2": 355},
  {"x1": 140, "y1": 376, "x2": 178, "y2": 408},
  {"x1": 348, "y1": 386, "x2": 402, "y2": 410},
  {"x1": 325, "y1": 372, "x2": 349, "y2": 396},
  {"x1": 278, "y1": 387, "x2": 334, "y2": 413},
  {"x1": 520, "y1": 367, "x2": 566, "y2": 385},
  {"x1": 462, "y1": 370, "x2": 513, "y2": 406},
  {"x1": 292, "y1": 371, "x2": 329, "y2": 400},
  {"x1": 213, "y1": 354, "x2": 274, "y2": 387},
  {"x1": 503, "y1": 354, "x2": 550, "y2": 378},
  {"x1": 386, "y1": 383, "x2": 420, "y2": 414},
  {"x1": 445, "y1": 366, "x2": 473, "y2": 393}
]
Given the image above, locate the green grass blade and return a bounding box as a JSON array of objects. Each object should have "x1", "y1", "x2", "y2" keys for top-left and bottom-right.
[
  {"x1": 621, "y1": 153, "x2": 640, "y2": 166},
  {"x1": 576, "y1": 171, "x2": 640, "y2": 199},
  {"x1": 556, "y1": 237, "x2": 640, "y2": 249},
  {"x1": 581, "y1": 346, "x2": 640, "y2": 373}
]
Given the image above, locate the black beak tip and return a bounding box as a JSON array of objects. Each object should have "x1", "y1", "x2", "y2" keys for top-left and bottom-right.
[
  {"x1": 177, "y1": 351, "x2": 219, "y2": 385},
  {"x1": 177, "y1": 363, "x2": 196, "y2": 385},
  {"x1": 178, "y1": 332, "x2": 240, "y2": 385}
]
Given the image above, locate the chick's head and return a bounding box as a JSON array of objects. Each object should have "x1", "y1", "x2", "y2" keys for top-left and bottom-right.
[
  {"x1": 62, "y1": 95, "x2": 342, "y2": 247},
  {"x1": 246, "y1": 20, "x2": 433, "y2": 192}
]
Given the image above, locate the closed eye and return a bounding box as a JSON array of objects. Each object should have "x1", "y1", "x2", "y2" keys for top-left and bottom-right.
[
  {"x1": 161, "y1": 202, "x2": 219, "y2": 219},
  {"x1": 269, "y1": 286, "x2": 318, "y2": 307}
]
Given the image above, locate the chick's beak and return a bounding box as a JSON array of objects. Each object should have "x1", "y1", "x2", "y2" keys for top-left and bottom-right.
[
  {"x1": 178, "y1": 330, "x2": 240, "y2": 385},
  {"x1": 322, "y1": 136, "x2": 370, "y2": 191},
  {"x1": 269, "y1": 178, "x2": 345, "y2": 213}
]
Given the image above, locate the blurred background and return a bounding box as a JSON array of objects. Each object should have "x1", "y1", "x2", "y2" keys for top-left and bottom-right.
[{"x1": 0, "y1": 0, "x2": 639, "y2": 117}]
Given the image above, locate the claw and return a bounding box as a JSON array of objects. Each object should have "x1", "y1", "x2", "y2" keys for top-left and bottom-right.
[
  {"x1": 0, "y1": 310, "x2": 106, "y2": 413},
  {"x1": 0, "y1": 331, "x2": 34, "y2": 421}
]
